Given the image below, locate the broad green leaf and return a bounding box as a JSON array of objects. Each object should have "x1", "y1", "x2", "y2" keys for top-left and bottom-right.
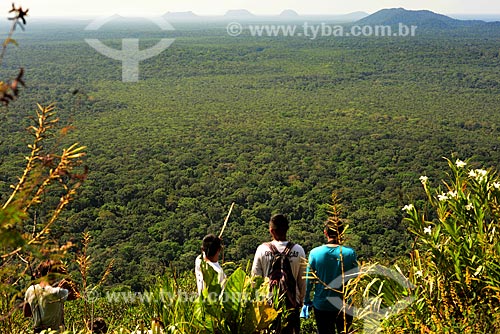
[{"x1": 223, "y1": 267, "x2": 246, "y2": 315}]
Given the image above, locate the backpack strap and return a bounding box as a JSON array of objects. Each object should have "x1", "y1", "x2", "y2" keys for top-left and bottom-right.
[
  {"x1": 266, "y1": 242, "x2": 295, "y2": 256},
  {"x1": 266, "y1": 242, "x2": 279, "y2": 255},
  {"x1": 283, "y1": 242, "x2": 295, "y2": 256}
]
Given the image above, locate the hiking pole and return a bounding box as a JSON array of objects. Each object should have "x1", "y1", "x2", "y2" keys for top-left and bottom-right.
[
  {"x1": 219, "y1": 202, "x2": 234, "y2": 264},
  {"x1": 218, "y1": 202, "x2": 235, "y2": 239}
]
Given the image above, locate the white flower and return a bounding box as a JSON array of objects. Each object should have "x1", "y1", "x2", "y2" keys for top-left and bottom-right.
[
  {"x1": 402, "y1": 204, "x2": 414, "y2": 212},
  {"x1": 414, "y1": 270, "x2": 423, "y2": 277},
  {"x1": 438, "y1": 193, "x2": 448, "y2": 201},
  {"x1": 493, "y1": 182, "x2": 500, "y2": 189},
  {"x1": 477, "y1": 169, "x2": 487, "y2": 177},
  {"x1": 465, "y1": 203, "x2": 473, "y2": 211},
  {"x1": 423, "y1": 226, "x2": 432, "y2": 235},
  {"x1": 419, "y1": 176, "x2": 428, "y2": 184},
  {"x1": 455, "y1": 159, "x2": 467, "y2": 168},
  {"x1": 447, "y1": 190, "x2": 457, "y2": 198},
  {"x1": 469, "y1": 169, "x2": 487, "y2": 180}
]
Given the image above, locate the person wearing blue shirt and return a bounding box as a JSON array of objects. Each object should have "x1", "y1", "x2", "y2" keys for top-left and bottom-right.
[{"x1": 304, "y1": 222, "x2": 358, "y2": 334}]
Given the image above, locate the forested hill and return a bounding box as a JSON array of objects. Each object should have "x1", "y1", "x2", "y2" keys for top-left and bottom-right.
[
  {"x1": 357, "y1": 7, "x2": 500, "y2": 30},
  {"x1": 1, "y1": 19, "x2": 500, "y2": 290}
]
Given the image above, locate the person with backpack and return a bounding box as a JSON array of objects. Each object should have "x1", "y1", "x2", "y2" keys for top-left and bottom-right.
[
  {"x1": 304, "y1": 221, "x2": 358, "y2": 334},
  {"x1": 252, "y1": 214, "x2": 306, "y2": 334},
  {"x1": 24, "y1": 260, "x2": 79, "y2": 333}
]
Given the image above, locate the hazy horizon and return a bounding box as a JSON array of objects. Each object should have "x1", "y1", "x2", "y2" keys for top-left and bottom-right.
[
  {"x1": 4, "y1": 1, "x2": 500, "y2": 19},
  {"x1": 18, "y1": 10, "x2": 500, "y2": 22}
]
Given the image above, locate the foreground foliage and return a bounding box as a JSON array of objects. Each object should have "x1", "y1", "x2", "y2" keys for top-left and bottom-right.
[
  {"x1": 141, "y1": 264, "x2": 279, "y2": 334},
  {"x1": 349, "y1": 158, "x2": 500, "y2": 333},
  {"x1": 0, "y1": 6, "x2": 88, "y2": 331},
  {"x1": 0, "y1": 104, "x2": 87, "y2": 332}
]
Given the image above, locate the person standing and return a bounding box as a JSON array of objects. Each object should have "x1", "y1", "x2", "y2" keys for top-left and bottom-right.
[
  {"x1": 252, "y1": 214, "x2": 306, "y2": 334},
  {"x1": 24, "y1": 260, "x2": 79, "y2": 333},
  {"x1": 304, "y1": 222, "x2": 358, "y2": 334},
  {"x1": 195, "y1": 234, "x2": 226, "y2": 295}
]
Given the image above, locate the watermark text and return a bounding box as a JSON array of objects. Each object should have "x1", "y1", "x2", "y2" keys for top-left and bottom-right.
[{"x1": 227, "y1": 22, "x2": 418, "y2": 39}]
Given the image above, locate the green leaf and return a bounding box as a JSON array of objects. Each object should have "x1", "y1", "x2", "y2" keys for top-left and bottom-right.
[
  {"x1": 223, "y1": 268, "x2": 247, "y2": 315},
  {"x1": 200, "y1": 261, "x2": 222, "y2": 298}
]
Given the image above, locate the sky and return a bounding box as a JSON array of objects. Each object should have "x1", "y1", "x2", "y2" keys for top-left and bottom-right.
[{"x1": 4, "y1": 0, "x2": 500, "y2": 18}]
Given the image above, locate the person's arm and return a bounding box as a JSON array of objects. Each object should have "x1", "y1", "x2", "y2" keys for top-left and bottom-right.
[
  {"x1": 251, "y1": 245, "x2": 264, "y2": 277},
  {"x1": 352, "y1": 249, "x2": 358, "y2": 268},
  {"x1": 296, "y1": 248, "x2": 307, "y2": 305},
  {"x1": 56, "y1": 287, "x2": 69, "y2": 301},
  {"x1": 346, "y1": 248, "x2": 358, "y2": 272},
  {"x1": 217, "y1": 266, "x2": 226, "y2": 287},
  {"x1": 23, "y1": 302, "x2": 32, "y2": 317},
  {"x1": 195, "y1": 256, "x2": 204, "y2": 295},
  {"x1": 350, "y1": 249, "x2": 359, "y2": 276},
  {"x1": 23, "y1": 287, "x2": 33, "y2": 317},
  {"x1": 304, "y1": 252, "x2": 314, "y2": 305},
  {"x1": 58, "y1": 279, "x2": 79, "y2": 301}
]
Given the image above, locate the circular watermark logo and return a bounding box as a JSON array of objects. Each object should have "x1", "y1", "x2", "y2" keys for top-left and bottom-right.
[
  {"x1": 326, "y1": 264, "x2": 415, "y2": 333},
  {"x1": 226, "y1": 22, "x2": 243, "y2": 37},
  {"x1": 84, "y1": 15, "x2": 176, "y2": 82},
  {"x1": 84, "y1": 288, "x2": 100, "y2": 303}
]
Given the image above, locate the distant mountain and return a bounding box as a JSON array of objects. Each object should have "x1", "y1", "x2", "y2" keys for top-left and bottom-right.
[
  {"x1": 357, "y1": 8, "x2": 495, "y2": 29},
  {"x1": 280, "y1": 9, "x2": 300, "y2": 18},
  {"x1": 157, "y1": 9, "x2": 368, "y2": 23},
  {"x1": 224, "y1": 9, "x2": 255, "y2": 18},
  {"x1": 163, "y1": 11, "x2": 199, "y2": 20}
]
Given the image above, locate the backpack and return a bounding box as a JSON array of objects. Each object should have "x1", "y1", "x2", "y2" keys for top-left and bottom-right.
[{"x1": 266, "y1": 242, "x2": 297, "y2": 308}]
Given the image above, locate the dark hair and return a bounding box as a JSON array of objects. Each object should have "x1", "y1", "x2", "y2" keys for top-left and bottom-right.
[
  {"x1": 325, "y1": 221, "x2": 344, "y2": 242},
  {"x1": 91, "y1": 317, "x2": 108, "y2": 334},
  {"x1": 269, "y1": 214, "x2": 289, "y2": 233},
  {"x1": 34, "y1": 260, "x2": 66, "y2": 279},
  {"x1": 202, "y1": 234, "x2": 223, "y2": 258}
]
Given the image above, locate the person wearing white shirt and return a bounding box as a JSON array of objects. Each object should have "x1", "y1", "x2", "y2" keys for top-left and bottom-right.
[
  {"x1": 252, "y1": 214, "x2": 306, "y2": 334},
  {"x1": 195, "y1": 234, "x2": 226, "y2": 295},
  {"x1": 24, "y1": 260, "x2": 79, "y2": 333}
]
